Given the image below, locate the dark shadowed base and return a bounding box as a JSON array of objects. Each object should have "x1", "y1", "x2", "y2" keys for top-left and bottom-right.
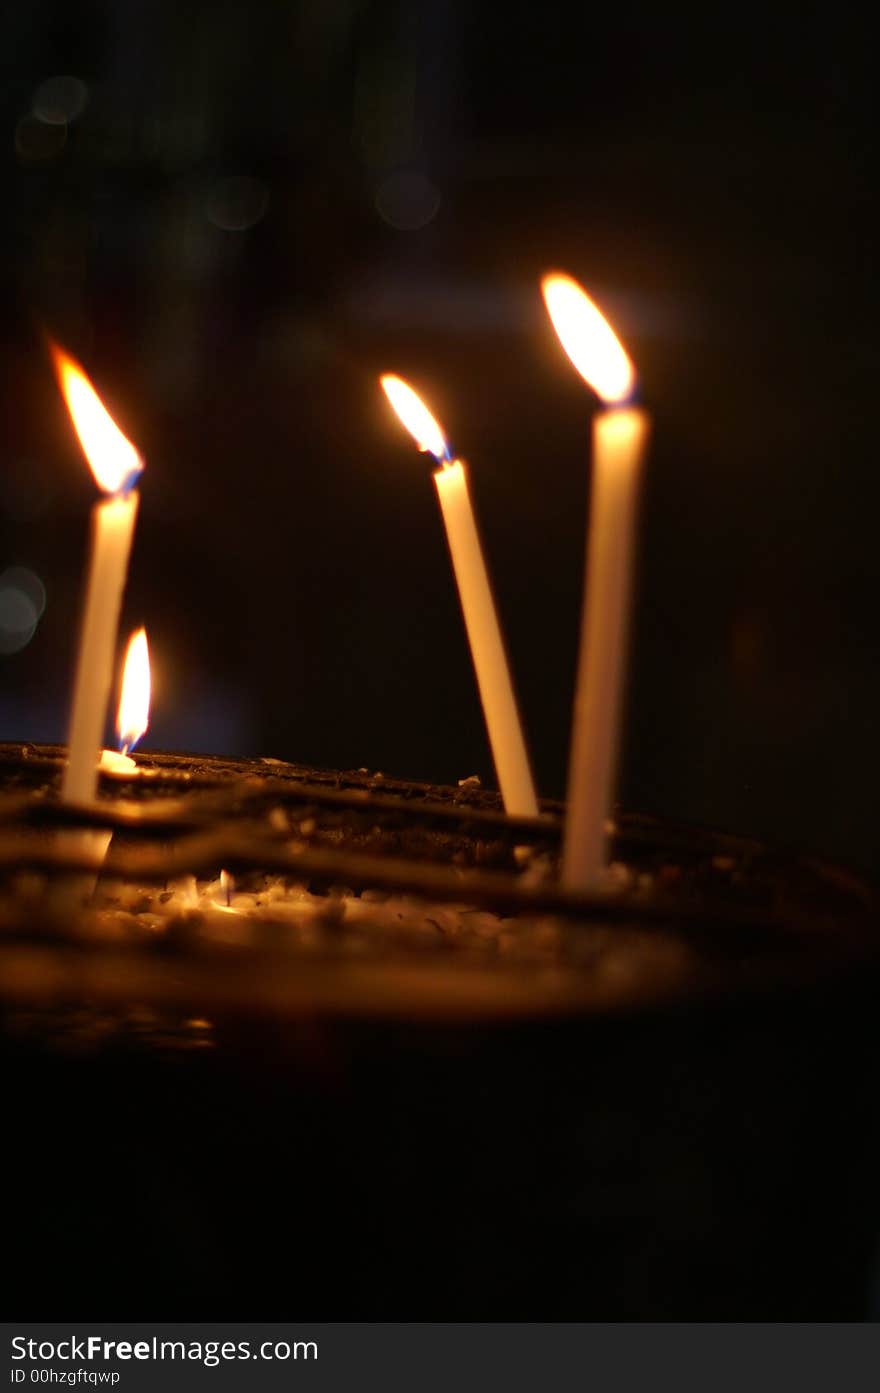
[
  {"x1": 6, "y1": 987, "x2": 880, "y2": 1320},
  {"x1": 2, "y1": 746, "x2": 879, "y2": 1319}
]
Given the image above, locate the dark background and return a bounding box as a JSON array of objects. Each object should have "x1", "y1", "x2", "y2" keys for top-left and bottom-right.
[{"x1": 0, "y1": 2, "x2": 877, "y2": 872}]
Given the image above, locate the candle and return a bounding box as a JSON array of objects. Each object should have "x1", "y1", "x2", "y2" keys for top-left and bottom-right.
[
  {"x1": 541, "y1": 273, "x2": 650, "y2": 890},
  {"x1": 51, "y1": 344, "x2": 144, "y2": 806},
  {"x1": 99, "y1": 625, "x2": 152, "y2": 776},
  {"x1": 98, "y1": 748, "x2": 139, "y2": 776},
  {"x1": 380, "y1": 374, "x2": 538, "y2": 818},
  {"x1": 193, "y1": 870, "x2": 266, "y2": 941}
]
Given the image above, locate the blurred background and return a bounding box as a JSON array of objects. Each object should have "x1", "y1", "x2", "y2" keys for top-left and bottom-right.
[{"x1": 1, "y1": 2, "x2": 877, "y2": 871}]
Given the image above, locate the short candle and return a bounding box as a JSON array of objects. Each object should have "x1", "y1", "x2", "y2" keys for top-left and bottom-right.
[{"x1": 99, "y1": 625, "x2": 151, "y2": 776}]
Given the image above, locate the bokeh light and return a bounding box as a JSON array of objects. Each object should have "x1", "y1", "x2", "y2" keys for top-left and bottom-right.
[
  {"x1": 374, "y1": 171, "x2": 441, "y2": 231},
  {"x1": 32, "y1": 75, "x2": 89, "y2": 125},
  {"x1": 0, "y1": 567, "x2": 46, "y2": 655},
  {"x1": 205, "y1": 176, "x2": 269, "y2": 232}
]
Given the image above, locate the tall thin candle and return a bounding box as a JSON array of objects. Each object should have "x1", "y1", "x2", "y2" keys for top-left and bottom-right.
[
  {"x1": 380, "y1": 375, "x2": 538, "y2": 818},
  {"x1": 541, "y1": 273, "x2": 650, "y2": 889},
  {"x1": 51, "y1": 345, "x2": 144, "y2": 805}
]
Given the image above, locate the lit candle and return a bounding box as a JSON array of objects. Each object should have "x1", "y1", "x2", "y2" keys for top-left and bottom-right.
[
  {"x1": 99, "y1": 626, "x2": 151, "y2": 776},
  {"x1": 51, "y1": 344, "x2": 144, "y2": 806},
  {"x1": 541, "y1": 272, "x2": 650, "y2": 890},
  {"x1": 195, "y1": 871, "x2": 257, "y2": 940},
  {"x1": 380, "y1": 375, "x2": 538, "y2": 818},
  {"x1": 84, "y1": 626, "x2": 153, "y2": 898}
]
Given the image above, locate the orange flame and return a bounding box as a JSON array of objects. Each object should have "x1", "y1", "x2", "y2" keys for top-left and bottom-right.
[
  {"x1": 541, "y1": 273, "x2": 635, "y2": 405},
  {"x1": 51, "y1": 342, "x2": 143, "y2": 495},
  {"x1": 380, "y1": 374, "x2": 450, "y2": 461},
  {"x1": 220, "y1": 869, "x2": 233, "y2": 906},
  {"x1": 116, "y1": 627, "x2": 150, "y2": 754}
]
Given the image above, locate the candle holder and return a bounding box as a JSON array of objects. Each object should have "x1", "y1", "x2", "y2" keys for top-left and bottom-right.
[{"x1": 2, "y1": 741, "x2": 879, "y2": 1319}]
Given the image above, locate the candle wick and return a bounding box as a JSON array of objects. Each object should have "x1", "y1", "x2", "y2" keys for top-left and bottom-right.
[
  {"x1": 427, "y1": 441, "x2": 454, "y2": 467},
  {"x1": 113, "y1": 462, "x2": 145, "y2": 498}
]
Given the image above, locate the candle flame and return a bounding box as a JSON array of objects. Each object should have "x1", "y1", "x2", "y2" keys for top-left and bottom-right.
[
  {"x1": 541, "y1": 273, "x2": 635, "y2": 405},
  {"x1": 380, "y1": 374, "x2": 450, "y2": 462},
  {"x1": 220, "y1": 869, "x2": 233, "y2": 906},
  {"x1": 117, "y1": 626, "x2": 150, "y2": 754},
  {"x1": 50, "y1": 342, "x2": 144, "y2": 495}
]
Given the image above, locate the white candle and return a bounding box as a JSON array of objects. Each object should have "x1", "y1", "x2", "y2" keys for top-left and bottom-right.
[
  {"x1": 98, "y1": 747, "x2": 139, "y2": 777},
  {"x1": 381, "y1": 375, "x2": 538, "y2": 818},
  {"x1": 433, "y1": 461, "x2": 538, "y2": 817},
  {"x1": 65, "y1": 494, "x2": 139, "y2": 801},
  {"x1": 541, "y1": 273, "x2": 650, "y2": 889},
  {"x1": 51, "y1": 344, "x2": 144, "y2": 806},
  {"x1": 564, "y1": 407, "x2": 648, "y2": 887},
  {"x1": 98, "y1": 625, "x2": 152, "y2": 777}
]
